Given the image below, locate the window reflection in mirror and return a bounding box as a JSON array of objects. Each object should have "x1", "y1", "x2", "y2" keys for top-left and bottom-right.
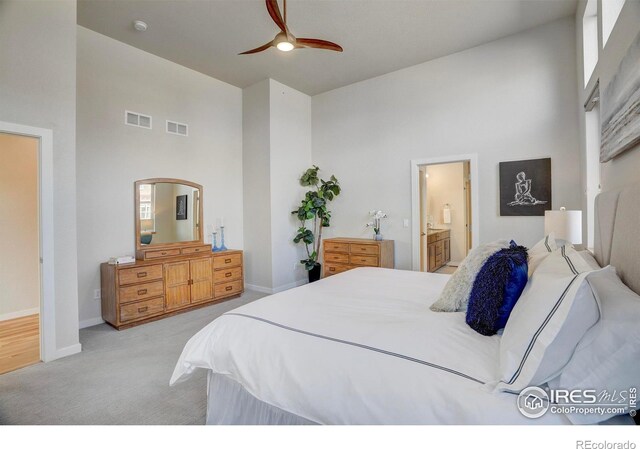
[{"x1": 138, "y1": 182, "x2": 200, "y2": 246}]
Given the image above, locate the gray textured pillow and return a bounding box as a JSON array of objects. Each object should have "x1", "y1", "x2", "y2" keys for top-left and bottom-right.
[{"x1": 430, "y1": 240, "x2": 510, "y2": 312}]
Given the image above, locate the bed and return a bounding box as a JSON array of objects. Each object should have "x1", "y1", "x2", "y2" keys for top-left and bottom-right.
[{"x1": 170, "y1": 184, "x2": 640, "y2": 424}]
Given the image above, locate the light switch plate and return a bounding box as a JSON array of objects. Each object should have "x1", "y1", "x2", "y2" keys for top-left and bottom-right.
[{"x1": 403, "y1": 219, "x2": 410, "y2": 228}]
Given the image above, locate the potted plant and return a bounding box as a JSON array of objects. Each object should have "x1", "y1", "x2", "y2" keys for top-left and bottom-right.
[
  {"x1": 292, "y1": 166, "x2": 341, "y2": 282},
  {"x1": 366, "y1": 210, "x2": 388, "y2": 240}
]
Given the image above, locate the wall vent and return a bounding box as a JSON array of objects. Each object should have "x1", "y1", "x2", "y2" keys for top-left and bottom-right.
[
  {"x1": 125, "y1": 111, "x2": 152, "y2": 129},
  {"x1": 166, "y1": 120, "x2": 188, "y2": 136}
]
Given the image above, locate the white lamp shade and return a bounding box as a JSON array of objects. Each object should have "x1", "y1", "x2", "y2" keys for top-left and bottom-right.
[{"x1": 544, "y1": 209, "x2": 582, "y2": 245}]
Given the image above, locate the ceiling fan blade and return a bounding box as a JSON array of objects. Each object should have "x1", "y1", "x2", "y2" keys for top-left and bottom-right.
[
  {"x1": 296, "y1": 38, "x2": 343, "y2": 52},
  {"x1": 239, "y1": 41, "x2": 274, "y2": 55},
  {"x1": 266, "y1": 0, "x2": 288, "y2": 35}
]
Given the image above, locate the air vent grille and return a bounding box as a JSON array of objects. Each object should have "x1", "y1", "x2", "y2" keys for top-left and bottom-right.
[
  {"x1": 125, "y1": 111, "x2": 152, "y2": 129},
  {"x1": 166, "y1": 120, "x2": 188, "y2": 136}
]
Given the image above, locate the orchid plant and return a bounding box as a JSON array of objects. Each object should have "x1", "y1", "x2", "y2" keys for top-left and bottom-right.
[{"x1": 366, "y1": 210, "x2": 388, "y2": 239}]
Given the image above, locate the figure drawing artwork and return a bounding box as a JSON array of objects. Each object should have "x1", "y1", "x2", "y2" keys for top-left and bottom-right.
[{"x1": 499, "y1": 158, "x2": 551, "y2": 216}]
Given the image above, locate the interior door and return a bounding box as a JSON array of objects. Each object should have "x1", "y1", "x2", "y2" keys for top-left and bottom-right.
[
  {"x1": 419, "y1": 166, "x2": 428, "y2": 271},
  {"x1": 463, "y1": 161, "x2": 472, "y2": 254},
  {"x1": 0, "y1": 132, "x2": 41, "y2": 374},
  {"x1": 164, "y1": 261, "x2": 190, "y2": 310},
  {"x1": 190, "y1": 258, "x2": 213, "y2": 303}
]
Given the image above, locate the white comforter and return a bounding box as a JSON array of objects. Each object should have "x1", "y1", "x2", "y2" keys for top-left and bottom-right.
[{"x1": 170, "y1": 267, "x2": 568, "y2": 424}]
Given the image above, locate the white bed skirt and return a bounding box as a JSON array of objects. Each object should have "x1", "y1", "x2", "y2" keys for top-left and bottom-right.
[{"x1": 206, "y1": 372, "x2": 317, "y2": 425}]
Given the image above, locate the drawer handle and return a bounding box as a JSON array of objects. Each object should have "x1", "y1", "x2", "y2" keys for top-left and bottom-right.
[
  {"x1": 225, "y1": 286, "x2": 233, "y2": 291},
  {"x1": 138, "y1": 306, "x2": 148, "y2": 313},
  {"x1": 225, "y1": 258, "x2": 231, "y2": 264},
  {"x1": 193, "y1": 248, "x2": 200, "y2": 252},
  {"x1": 329, "y1": 267, "x2": 335, "y2": 271},
  {"x1": 137, "y1": 289, "x2": 147, "y2": 295},
  {"x1": 161, "y1": 252, "x2": 167, "y2": 255},
  {"x1": 136, "y1": 272, "x2": 147, "y2": 278},
  {"x1": 225, "y1": 272, "x2": 232, "y2": 277},
  {"x1": 360, "y1": 259, "x2": 367, "y2": 262}
]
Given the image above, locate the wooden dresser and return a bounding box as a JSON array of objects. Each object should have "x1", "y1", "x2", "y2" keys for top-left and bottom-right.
[
  {"x1": 427, "y1": 229, "x2": 450, "y2": 272},
  {"x1": 322, "y1": 238, "x2": 394, "y2": 277},
  {"x1": 101, "y1": 248, "x2": 243, "y2": 330}
]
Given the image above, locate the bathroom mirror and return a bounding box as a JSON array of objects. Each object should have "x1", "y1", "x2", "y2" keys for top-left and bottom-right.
[{"x1": 134, "y1": 178, "x2": 203, "y2": 249}]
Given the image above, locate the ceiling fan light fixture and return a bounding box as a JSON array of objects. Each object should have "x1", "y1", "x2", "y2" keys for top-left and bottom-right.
[{"x1": 276, "y1": 41, "x2": 294, "y2": 52}]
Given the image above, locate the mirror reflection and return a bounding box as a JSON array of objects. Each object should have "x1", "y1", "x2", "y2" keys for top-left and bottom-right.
[{"x1": 138, "y1": 182, "x2": 200, "y2": 245}]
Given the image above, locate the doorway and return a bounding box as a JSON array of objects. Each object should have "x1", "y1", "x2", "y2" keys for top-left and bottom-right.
[
  {"x1": 411, "y1": 154, "x2": 479, "y2": 272},
  {"x1": 0, "y1": 132, "x2": 41, "y2": 373}
]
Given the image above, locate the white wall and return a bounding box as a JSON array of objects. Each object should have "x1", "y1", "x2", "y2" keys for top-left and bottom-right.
[
  {"x1": 312, "y1": 18, "x2": 581, "y2": 270},
  {"x1": 269, "y1": 80, "x2": 312, "y2": 290},
  {"x1": 242, "y1": 80, "x2": 273, "y2": 290},
  {"x1": 425, "y1": 163, "x2": 466, "y2": 264},
  {"x1": 0, "y1": 0, "x2": 80, "y2": 356},
  {"x1": 242, "y1": 79, "x2": 312, "y2": 292},
  {"x1": 76, "y1": 27, "x2": 243, "y2": 326}
]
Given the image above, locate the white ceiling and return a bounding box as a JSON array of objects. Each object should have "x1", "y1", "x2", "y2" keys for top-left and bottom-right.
[{"x1": 77, "y1": 0, "x2": 577, "y2": 96}]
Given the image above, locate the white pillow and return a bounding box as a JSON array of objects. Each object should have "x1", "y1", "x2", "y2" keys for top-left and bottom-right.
[
  {"x1": 527, "y1": 233, "x2": 558, "y2": 276},
  {"x1": 430, "y1": 240, "x2": 510, "y2": 312},
  {"x1": 577, "y1": 249, "x2": 601, "y2": 271},
  {"x1": 548, "y1": 266, "x2": 640, "y2": 424},
  {"x1": 495, "y1": 245, "x2": 600, "y2": 393}
]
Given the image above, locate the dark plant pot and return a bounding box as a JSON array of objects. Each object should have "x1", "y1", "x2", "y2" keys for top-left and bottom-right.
[{"x1": 308, "y1": 264, "x2": 322, "y2": 283}]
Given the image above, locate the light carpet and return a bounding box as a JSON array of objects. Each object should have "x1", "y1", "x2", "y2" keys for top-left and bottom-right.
[{"x1": 0, "y1": 290, "x2": 266, "y2": 425}]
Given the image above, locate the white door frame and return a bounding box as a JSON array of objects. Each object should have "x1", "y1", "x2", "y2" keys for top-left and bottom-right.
[
  {"x1": 0, "y1": 121, "x2": 56, "y2": 362},
  {"x1": 410, "y1": 154, "x2": 480, "y2": 271}
]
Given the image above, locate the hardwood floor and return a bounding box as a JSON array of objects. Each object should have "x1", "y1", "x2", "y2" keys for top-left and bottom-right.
[{"x1": 0, "y1": 314, "x2": 40, "y2": 374}]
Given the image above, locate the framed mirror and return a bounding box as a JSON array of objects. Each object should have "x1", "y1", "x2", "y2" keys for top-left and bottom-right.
[{"x1": 134, "y1": 178, "x2": 203, "y2": 250}]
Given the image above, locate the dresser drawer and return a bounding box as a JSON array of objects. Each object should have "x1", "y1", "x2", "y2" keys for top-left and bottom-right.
[
  {"x1": 324, "y1": 242, "x2": 349, "y2": 253},
  {"x1": 119, "y1": 297, "x2": 164, "y2": 323},
  {"x1": 215, "y1": 280, "x2": 243, "y2": 298},
  {"x1": 324, "y1": 263, "x2": 352, "y2": 276},
  {"x1": 214, "y1": 266, "x2": 242, "y2": 283},
  {"x1": 181, "y1": 245, "x2": 210, "y2": 255},
  {"x1": 145, "y1": 249, "x2": 181, "y2": 259},
  {"x1": 118, "y1": 264, "x2": 163, "y2": 286},
  {"x1": 324, "y1": 252, "x2": 349, "y2": 264},
  {"x1": 119, "y1": 280, "x2": 164, "y2": 304},
  {"x1": 350, "y1": 254, "x2": 379, "y2": 266},
  {"x1": 213, "y1": 253, "x2": 242, "y2": 270},
  {"x1": 350, "y1": 243, "x2": 379, "y2": 256}
]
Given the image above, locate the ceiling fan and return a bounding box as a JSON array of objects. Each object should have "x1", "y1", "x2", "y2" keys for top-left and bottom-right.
[{"x1": 239, "y1": 0, "x2": 343, "y2": 55}]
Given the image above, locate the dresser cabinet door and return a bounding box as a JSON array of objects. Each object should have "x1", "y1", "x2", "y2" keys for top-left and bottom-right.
[
  {"x1": 190, "y1": 258, "x2": 213, "y2": 303},
  {"x1": 427, "y1": 243, "x2": 436, "y2": 272},
  {"x1": 165, "y1": 261, "x2": 191, "y2": 310},
  {"x1": 444, "y1": 239, "x2": 451, "y2": 264}
]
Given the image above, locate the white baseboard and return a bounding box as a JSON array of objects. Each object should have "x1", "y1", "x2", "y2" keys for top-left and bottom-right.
[
  {"x1": 0, "y1": 307, "x2": 39, "y2": 322},
  {"x1": 245, "y1": 283, "x2": 273, "y2": 294},
  {"x1": 49, "y1": 343, "x2": 82, "y2": 362},
  {"x1": 272, "y1": 279, "x2": 308, "y2": 293},
  {"x1": 79, "y1": 317, "x2": 105, "y2": 329},
  {"x1": 246, "y1": 279, "x2": 307, "y2": 295}
]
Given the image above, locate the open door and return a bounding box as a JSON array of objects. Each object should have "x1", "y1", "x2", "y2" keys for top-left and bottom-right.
[
  {"x1": 463, "y1": 160, "x2": 472, "y2": 253},
  {"x1": 0, "y1": 132, "x2": 41, "y2": 374}
]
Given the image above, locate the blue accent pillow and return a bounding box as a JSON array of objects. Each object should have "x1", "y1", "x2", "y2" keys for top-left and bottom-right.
[{"x1": 465, "y1": 241, "x2": 529, "y2": 336}]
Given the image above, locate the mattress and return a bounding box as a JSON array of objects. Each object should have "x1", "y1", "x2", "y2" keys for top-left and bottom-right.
[{"x1": 171, "y1": 267, "x2": 570, "y2": 424}]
